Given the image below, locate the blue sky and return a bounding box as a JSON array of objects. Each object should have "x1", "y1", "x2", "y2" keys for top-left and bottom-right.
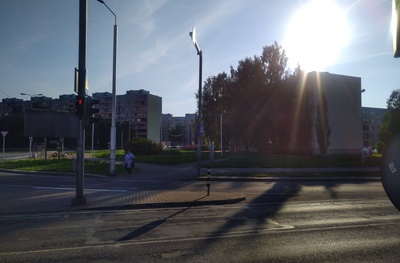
[{"x1": 0, "y1": 0, "x2": 398, "y2": 116}]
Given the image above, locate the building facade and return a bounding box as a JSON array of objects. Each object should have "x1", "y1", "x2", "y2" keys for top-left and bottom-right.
[
  {"x1": 306, "y1": 72, "x2": 363, "y2": 155},
  {"x1": 93, "y1": 89, "x2": 162, "y2": 143},
  {"x1": 362, "y1": 107, "x2": 386, "y2": 148},
  {"x1": 162, "y1": 113, "x2": 195, "y2": 147}
]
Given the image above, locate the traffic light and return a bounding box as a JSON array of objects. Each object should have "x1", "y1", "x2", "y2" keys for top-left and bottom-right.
[
  {"x1": 75, "y1": 95, "x2": 85, "y2": 117},
  {"x1": 85, "y1": 97, "x2": 100, "y2": 125}
]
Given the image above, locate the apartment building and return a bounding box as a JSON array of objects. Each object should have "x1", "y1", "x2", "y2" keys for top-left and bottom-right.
[
  {"x1": 362, "y1": 107, "x2": 386, "y2": 148},
  {"x1": 162, "y1": 113, "x2": 195, "y2": 147},
  {"x1": 93, "y1": 89, "x2": 162, "y2": 143}
]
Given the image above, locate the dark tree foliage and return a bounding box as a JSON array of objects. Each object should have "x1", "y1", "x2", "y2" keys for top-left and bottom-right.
[
  {"x1": 379, "y1": 89, "x2": 400, "y2": 145},
  {"x1": 202, "y1": 72, "x2": 230, "y2": 145},
  {"x1": 124, "y1": 137, "x2": 162, "y2": 155},
  {"x1": 199, "y1": 42, "x2": 312, "y2": 154}
]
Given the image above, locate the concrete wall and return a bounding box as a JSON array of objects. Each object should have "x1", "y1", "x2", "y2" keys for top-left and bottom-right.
[
  {"x1": 147, "y1": 94, "x2": 162, "y2": 143},
  {"x1": 307, "y1": 72, "x2": 363, "y2": 155}
]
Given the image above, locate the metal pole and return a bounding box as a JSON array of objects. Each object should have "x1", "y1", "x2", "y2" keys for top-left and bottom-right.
[
  {"x1": 110, "y1": 23, "x2": 118, "y2": 175},
  {"x1": 72, "y1": 0, "x2": 87, "y2": 205},
  {"x1": 91, "y1": 123, "x2": 94, "y2": 159},
  {"x1": 220, "y1": 114, "x2": 222, "y2": 156},
  {"x1": 197, "y1": 51, "x2": 202, "y2": 177},
  {"x1": 2, "y1": 137, "x2": 5, "y2": 165}
]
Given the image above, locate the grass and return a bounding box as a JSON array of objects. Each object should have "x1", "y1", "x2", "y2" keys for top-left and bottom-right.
[
  {"x1": 0, "y1": 158, "x2": 126, "y2": 176},
  {"x1": 211, "y1": 171, "x2": 380, "y2": 178},
  {"x1": 93, "y1": 149, "x2": 214, "y2": 165},
  {"x1": 211, "y1": 153, "x2": 381, "y2": 168},
  {"x1": 0, "y1": 150, "x2": 381, "y2": 177}
]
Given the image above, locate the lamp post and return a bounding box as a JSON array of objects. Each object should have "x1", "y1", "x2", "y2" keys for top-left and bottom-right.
[
  {"x1": 20, "y1": 93, "x2": 42, "y2": 109},
  {"x1": 189, "y1": 27, "x2": 203, "y2": 177},
  {"x1": 97, "y1": 0, "x2": 118, "y2": 175}
]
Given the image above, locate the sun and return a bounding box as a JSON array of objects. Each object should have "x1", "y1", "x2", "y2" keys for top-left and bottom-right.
[{"x1": 284, "y1": 0, "x2": 350, "y2": 72}]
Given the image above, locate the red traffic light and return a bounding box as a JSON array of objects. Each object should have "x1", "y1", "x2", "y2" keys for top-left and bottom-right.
[{"x1": 75, "y1": 95, "x2": 85, "y2": 117}]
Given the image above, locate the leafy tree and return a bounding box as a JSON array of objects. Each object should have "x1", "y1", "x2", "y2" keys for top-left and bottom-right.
[
  {"x1": 202, "y1": 72, "x2": 231, "y2": 148},
  {"x1": 229, "y1": 56, "x2": 265, "y2": 151},
  {"x1": 199, "y1": 41, "x2": 311, "y2": 154},
  {"x1": 379, "y1": 89, "x2": 400, "y2": 144}
]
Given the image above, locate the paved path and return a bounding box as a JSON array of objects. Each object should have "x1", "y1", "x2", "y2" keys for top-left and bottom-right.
[{"x1": 0, "y1": 162, "x2": 380, "y2": 214}]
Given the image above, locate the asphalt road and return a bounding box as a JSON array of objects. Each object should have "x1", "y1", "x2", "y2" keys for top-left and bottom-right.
[{"x1": 1, "y1": 171, "x2": 399, "y2": 262}]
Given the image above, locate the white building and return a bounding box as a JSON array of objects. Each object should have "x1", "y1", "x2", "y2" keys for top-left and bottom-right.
[{"x1": 306, "y1": 72, "x2": 363, "y2": 155}]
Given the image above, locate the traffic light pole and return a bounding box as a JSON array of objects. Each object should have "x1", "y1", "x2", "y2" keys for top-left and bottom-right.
[{"x1": 72, "y1": 0, "x2": 87, "y2": 205}]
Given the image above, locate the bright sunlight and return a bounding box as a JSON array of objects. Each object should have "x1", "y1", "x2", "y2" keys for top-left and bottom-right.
[{"x1": 284, "y1": 0, "x2": 350, "y2": 72}]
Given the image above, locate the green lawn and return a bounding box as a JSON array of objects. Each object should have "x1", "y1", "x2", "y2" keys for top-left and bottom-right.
[
  {"x1": 0, "y1": 158, "x2": 126, "y2": 176},
  {"x1": 0, "y1": 150, "x2": 381, "y2": 177}
]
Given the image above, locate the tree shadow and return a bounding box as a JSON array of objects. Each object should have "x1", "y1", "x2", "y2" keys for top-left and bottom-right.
[
  {"x1": 211, "y1": 182, "x2": 301, "y2": 236},
  {"x1": 184, "y1": 179, "x2": 374, "y2": 260},
  {"x1": 117, "y1": 200, "x2": 198, "y2": 242}
]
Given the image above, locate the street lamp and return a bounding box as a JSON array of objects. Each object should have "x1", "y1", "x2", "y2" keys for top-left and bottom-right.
[
  {"x1": 97, "y1": 0, "x2": 118, "y2": 175},
  {"x1": 189, "y1": 27, "x2": 203, "y2": 177},
  {"x1": 20, "y1": 93, "x2": 42, "y2": 109}
]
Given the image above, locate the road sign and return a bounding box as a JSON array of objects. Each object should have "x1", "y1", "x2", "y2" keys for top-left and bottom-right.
[{"x1": 1, "y1": 131, "x2": 8, "y2": 137}]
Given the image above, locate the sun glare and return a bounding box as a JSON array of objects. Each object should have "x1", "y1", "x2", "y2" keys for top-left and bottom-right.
[{"x1": 284, "y1": 0, "x2": 350, "y2": 72}]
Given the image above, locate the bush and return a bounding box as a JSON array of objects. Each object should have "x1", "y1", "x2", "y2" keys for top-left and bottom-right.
[
  {"x1": 376, "y1": 141, "x2": 386, "y2": 154},
  {"x1": 125, "y1": 137, "x2": 162, "y2": 155}
]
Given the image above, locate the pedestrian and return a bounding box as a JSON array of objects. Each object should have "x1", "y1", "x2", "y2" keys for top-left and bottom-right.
[{"x1": 124, "y1": 149, "x2": 135, "y2": 175}]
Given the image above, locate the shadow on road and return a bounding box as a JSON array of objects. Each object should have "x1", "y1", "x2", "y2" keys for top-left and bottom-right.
[{"x1": 117, "y1": 202, "x2": 197, "y2": 242}]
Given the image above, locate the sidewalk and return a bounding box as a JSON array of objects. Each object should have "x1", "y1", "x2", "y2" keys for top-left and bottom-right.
[
  {"x1": 0, "y1": 162, "x2": 247, "y2": 214},
  {"x1": 0, "y1": 186, "x2": 246, "y2": 214},
  {"x1": 0, "y1": 163, "x2": 380, "y2": 214}
]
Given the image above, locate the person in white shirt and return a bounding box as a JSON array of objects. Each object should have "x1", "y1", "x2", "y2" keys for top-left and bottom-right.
[{"x1": 124, "y1": 149, "x2": 135, "y2": 175}]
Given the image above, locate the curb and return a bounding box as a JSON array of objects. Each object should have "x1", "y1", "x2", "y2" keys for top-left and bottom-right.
[
  {"x1": 197, "y1": 176, "x2": 382, "y2": 182},
  {"x1": 78, "y1": 195, "x2": 247, "y2": 211}
]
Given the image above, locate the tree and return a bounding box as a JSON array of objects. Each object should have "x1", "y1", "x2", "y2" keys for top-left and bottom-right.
[
  {"x1": 229, "y1": 56, "x2": 265, "y2": 151},
  {"x1": 379, "y1": 89, "x2": 400, "y2": 145},
  {"x1": 202, "y1": 72, "x2": 230, "y2": 147},
  {"x1": 199, "y1": 41, "x2": 311, "y2": 154}
]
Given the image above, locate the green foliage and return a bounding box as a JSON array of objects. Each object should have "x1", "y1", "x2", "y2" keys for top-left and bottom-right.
[
  {"x1": 200, "y1": 41, "x2": 312, "y2": 154},
  {"x1": 124, "y1": 137, "x2": 163, "y2": 155},
  {"x1": 379, "y1": 89, "x2": 400, "y2": 144},
  {"x1": 91, "y1": 150, "x2": 125, "y2": 160},
  {"x1": 376, "y1": 141, "x2": 386, "y2": 154},
  {"x1": 0, "y1": 158, "x2": 125, "y2": 175},
  {"x1": 211, "y1": 154, "x2": 379, "y2": 168}
]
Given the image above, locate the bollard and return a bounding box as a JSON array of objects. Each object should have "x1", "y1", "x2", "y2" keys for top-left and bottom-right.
[
  {"x1": 207, "y1": 142, "x2": 214, "y2": 196},
  {"x1": 207, "y1": 163, "x2": 211, "y2": 196}
]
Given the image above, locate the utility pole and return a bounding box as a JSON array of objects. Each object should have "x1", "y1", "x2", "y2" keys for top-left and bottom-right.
[{"x1": 72, "y1": 0, "x2": 87, "y2": 205}]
